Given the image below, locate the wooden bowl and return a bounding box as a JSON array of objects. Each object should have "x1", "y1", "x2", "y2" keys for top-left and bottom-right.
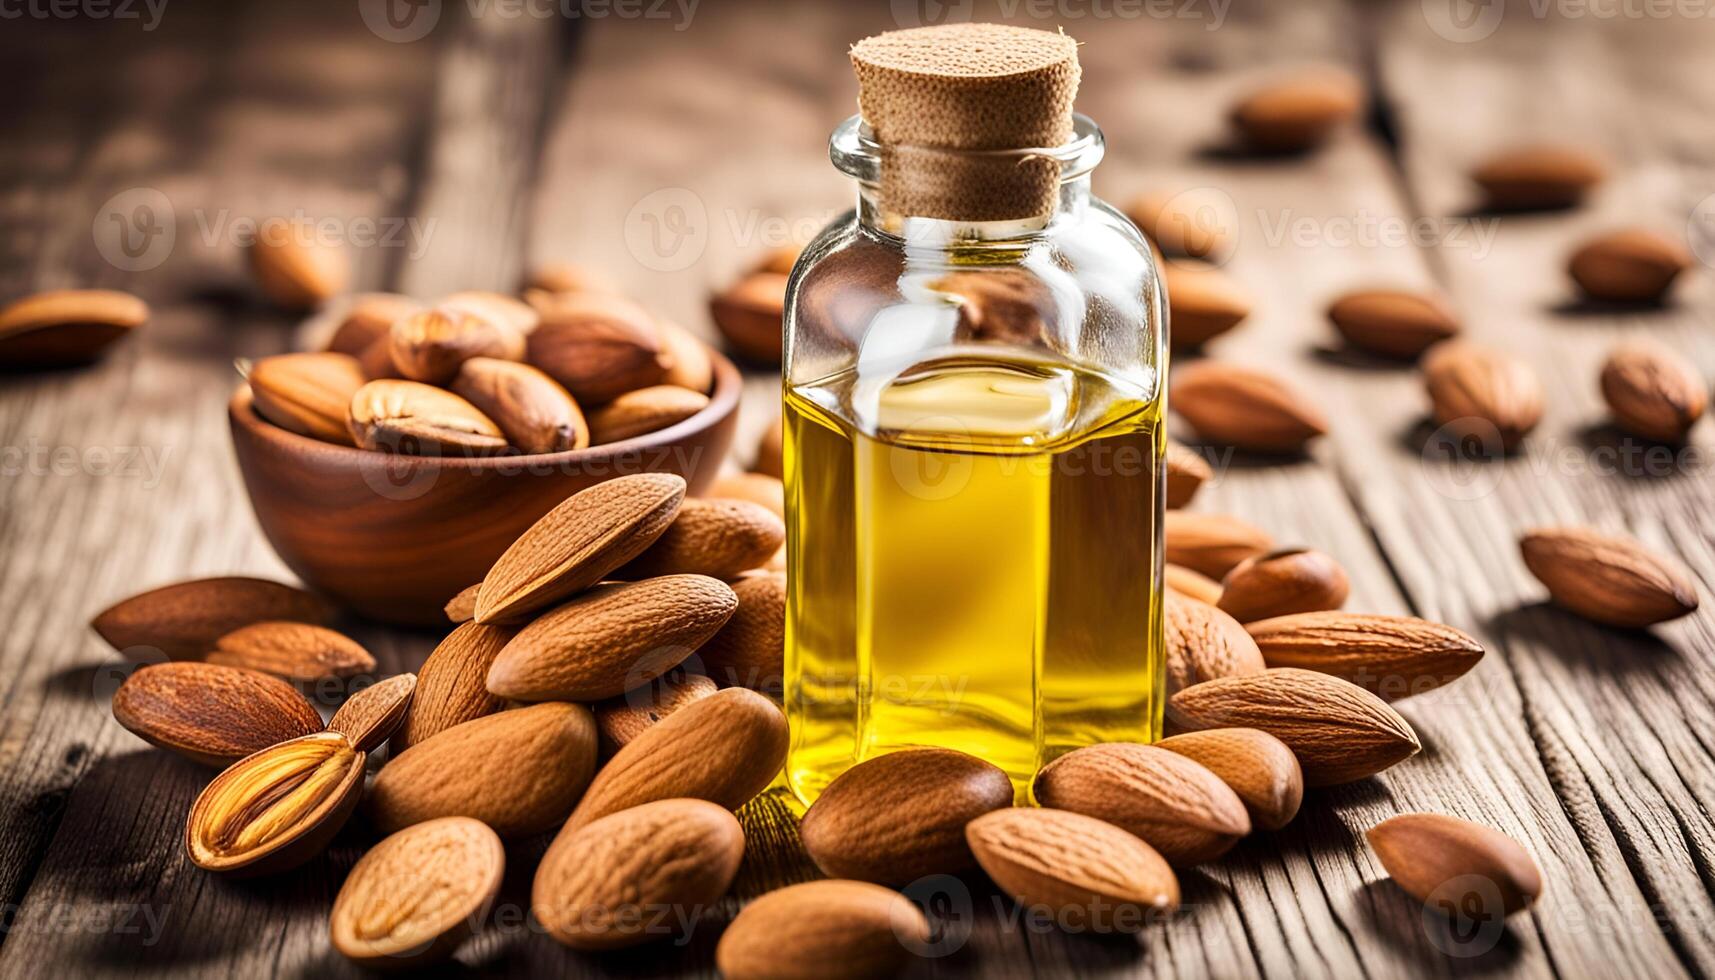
[{"x1": 230, "y1": 352, "x2": 742, "y2": 625}]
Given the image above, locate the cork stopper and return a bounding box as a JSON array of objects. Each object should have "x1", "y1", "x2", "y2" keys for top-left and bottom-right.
[{"x1": 850, "y1": 24, "x2": 1081, "y2": 222}]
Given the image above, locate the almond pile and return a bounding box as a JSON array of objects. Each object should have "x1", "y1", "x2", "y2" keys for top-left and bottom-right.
[{"x1": 242, "y1": 270, "x2": 720, "y2": 456}]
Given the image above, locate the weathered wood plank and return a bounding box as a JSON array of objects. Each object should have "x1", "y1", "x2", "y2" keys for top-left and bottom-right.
[
  {"x1": 1367, "y1": 4, "x2": 1715, "y2": 974},
  {"x1": 0, "y1": 3, "x2": 439, "y2": 974}
]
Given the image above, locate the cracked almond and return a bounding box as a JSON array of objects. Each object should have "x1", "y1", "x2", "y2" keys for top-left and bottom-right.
[
  {"x1": 185, "y1": 730, "x2": 366, "y2": 875},
  {"x1": 347, "y1": 379, "x2": 508, "y2": 455},
  {"x1": 328, "y1": 673, "x2": 416, "y2": 752}
]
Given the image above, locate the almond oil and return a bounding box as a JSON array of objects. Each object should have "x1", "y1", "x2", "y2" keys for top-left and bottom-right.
[{"x1": 783, "y1": 351, "x2": 1165, "y2": 801}]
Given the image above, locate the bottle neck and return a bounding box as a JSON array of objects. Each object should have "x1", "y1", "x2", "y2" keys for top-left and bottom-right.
[{"x1": 855, "y1": 174, "x2": 1093, "y2": 246}]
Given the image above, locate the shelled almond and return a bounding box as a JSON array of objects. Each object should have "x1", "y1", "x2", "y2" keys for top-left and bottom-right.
[
  {"x1": 1171, "y1": 361, "x2": 1329, "y2": 453},
  {"x1": 1421, "y1": 341, "x2": 1543, "y2": 452},
  {"x1": 1470, "y1": 145, "x2": 1604, "y2": 211},
  {"x1": 0, "y1": 288, "x2": 148, "y2": 368}
]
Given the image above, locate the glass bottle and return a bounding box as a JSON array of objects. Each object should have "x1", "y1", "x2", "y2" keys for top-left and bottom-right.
[{"x1": 782, "y1": 28, "x2": 1167, "y2": 804}]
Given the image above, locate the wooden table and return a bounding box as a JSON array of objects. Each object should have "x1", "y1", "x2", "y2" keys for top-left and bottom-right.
[{"x1": 3, "y1": 1, "x2": 1713, "y2": 976}]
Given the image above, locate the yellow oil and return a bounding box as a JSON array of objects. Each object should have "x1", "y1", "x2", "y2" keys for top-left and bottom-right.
[{"x1": 783, "y1": 350, "x2": 1164, "y2": 803}]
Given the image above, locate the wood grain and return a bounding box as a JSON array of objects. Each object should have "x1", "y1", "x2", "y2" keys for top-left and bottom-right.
[{"x1": 1, "y1": 0, "x2": 1713, "y2": 977}]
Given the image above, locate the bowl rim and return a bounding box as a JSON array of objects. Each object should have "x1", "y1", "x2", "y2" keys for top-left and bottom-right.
[{"x1": 230, "y1": 346, "x2": 745, "y2": 471}]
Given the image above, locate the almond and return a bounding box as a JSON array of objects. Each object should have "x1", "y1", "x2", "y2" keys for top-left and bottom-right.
[
  {"x1": 111, "y1": 661, "x2": 324, "y2": 767},
  {"x1": 389, "y1": 308, "x2": 524, "y2": 386},
  {"x1": 707, "y1": 472, "x2": 784, "y2": 517},
  {"x1": 1569, "y1": 229, "x2": 1693, "y2": 303},
  {"x1": 185, "y1": 730, "x2": 365, "y2": 875},
  {"x1": 328, "y1": 673, "x2": 416, "y2": 752},
  {"x1": 357, "y1": 333, "x2": 403, "y2": 380},
  {"x1": 1327, "y1": 289, "x2": 1460, "y2": 360},
  {"x1": 1165, "y1": 589, "x2": 1266, "y2": 695},
  {"x1": 443, "y1": 583, "x2": 479, "y2": 624},
  {"x1": 1421, "y1": 341, "x2": 1543, "y2": 452},
  {"x1": 1169, "y1": 668, "x2": 1421, "y2": 786},
  {"x1": 1125, "y1": 188, "x2": 1233, "y2": 260},
  {"x1": 248, "y1": 351, "x2": 366, "y2": 445},
  {"x1": 754, "y1": 242, "x2": 805, "y2": 276},
  {"x1": 439, "y1": 290, "x2": 539, "y2": 336},
  {"x1": 593, "y1": 670, "x2": 720, "y2": 754},
  {"x1": 967, "y1": 807, "x2": 1180, "y2": 931},
  {"x1": 209, "y1": 621, "x2": 376, "y2": 683},
  {"x1": 451, "y1": 357, "x2": 588, "y2": 453},
  {"x1": 91, "y1": 576, "x2": 334, "y2": 662},
  {"x1": 710, "y1": 271, "x2": 786, "y2": 364},
  {"x1": 933, "y1": 270, "x2": 1052, "y2": 344},
  {"x1": 1366, "y1": 813, "x2": 1543, "y2": 916},
  {"x1": 1163, "y1": 260, "x2": 1250, "y2": 350},
  {"x1": 1171, "y1": 361, "x2": 1328, "y2": 453},
  {"x1": 368, "y1": 702, "x2": 598, "y2": 839},
  {"x1": 565, "y1": 687, "x2": 787, "y2": 832},
  {"x1": 1519, "y1": 526, "x2": 1698, "y2": 627},
  {"x1": 1034, "y1": 743, "x2": 1250, "y2": 866},
  {"x1": 330, "y1": 816, "x2": 504, "y2": 968},
  {"x1": 659, "y1": 320, "x2": 715, "y2": 393},
  {"x1": 526, "y1": 291, "x2": 669, "y2": 403},
  {"x1": 248, "y1": 217, "x2": 349, "y2": 310},
  {"x1": 533, "y1": 799, "x2": 744, "y2": 950},
  {"x1": 1164, "y1": 510, "x2": 1273, "y2": 579},
  {"x1": 1229, "y1": 69, "x2": 1361, "y2": 153},
  {"x1": 325, "y1": 293, "x2": 420, "y2": 356},
  {"x1": 586, "y1": 385, "x2": 710, "y2": 444},
  {"x1": 755, "y1": 416, "x2": 784, "y2": 477},
  {"x1": 1165, "y1": 440, "x2": 1212, "y2": 509},
  {"x1": 1156, "y1": 728, "x2": 1303, "y2": 831},
  {"x1": 621, "y1": 497, "x2": 785, "y2": 579},
  {"x1": 396, "y1": 622, "x2": 514, "y2": 751},
  {"x1": 716, "y1": 880, "x2": 930, "y2": 980},
  {"x1": 1246, "y1": 612, "x2": 1484, "y2": 701},
  {"x1": 527, "y1": 261, "x2": 619, "y2": 295},
  {"x1": 1471, "y1": 145, "x2": 1604, "y2": 211},
  {"x1": 698, "y1": 570, "x2": 785, "y2": 692},
  {"x1": 1218, "y1": 548, "x2": 1350, "y2": 623},
  {"x1": 1164, "y1": 563, "x2": 1224, "y2": 605},
  {"x1": 1600, "y1": 340, "x2": 1706, "y2": 442},
  {"x1": 0, "y1": 288, "x2": 147, "y2": 367},
  {"x1": 475, "y1": 472, "x2": 685, "y2": 624},
  {"x1": 346, "y1": 379, "x2": 508, "y2": 455},
  {"x1": 487, "y1": 575, "x2": 738, "y2": 702},
  {"x1": 800, "y1": 748, "x2": 1014, "y2": 886}
]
